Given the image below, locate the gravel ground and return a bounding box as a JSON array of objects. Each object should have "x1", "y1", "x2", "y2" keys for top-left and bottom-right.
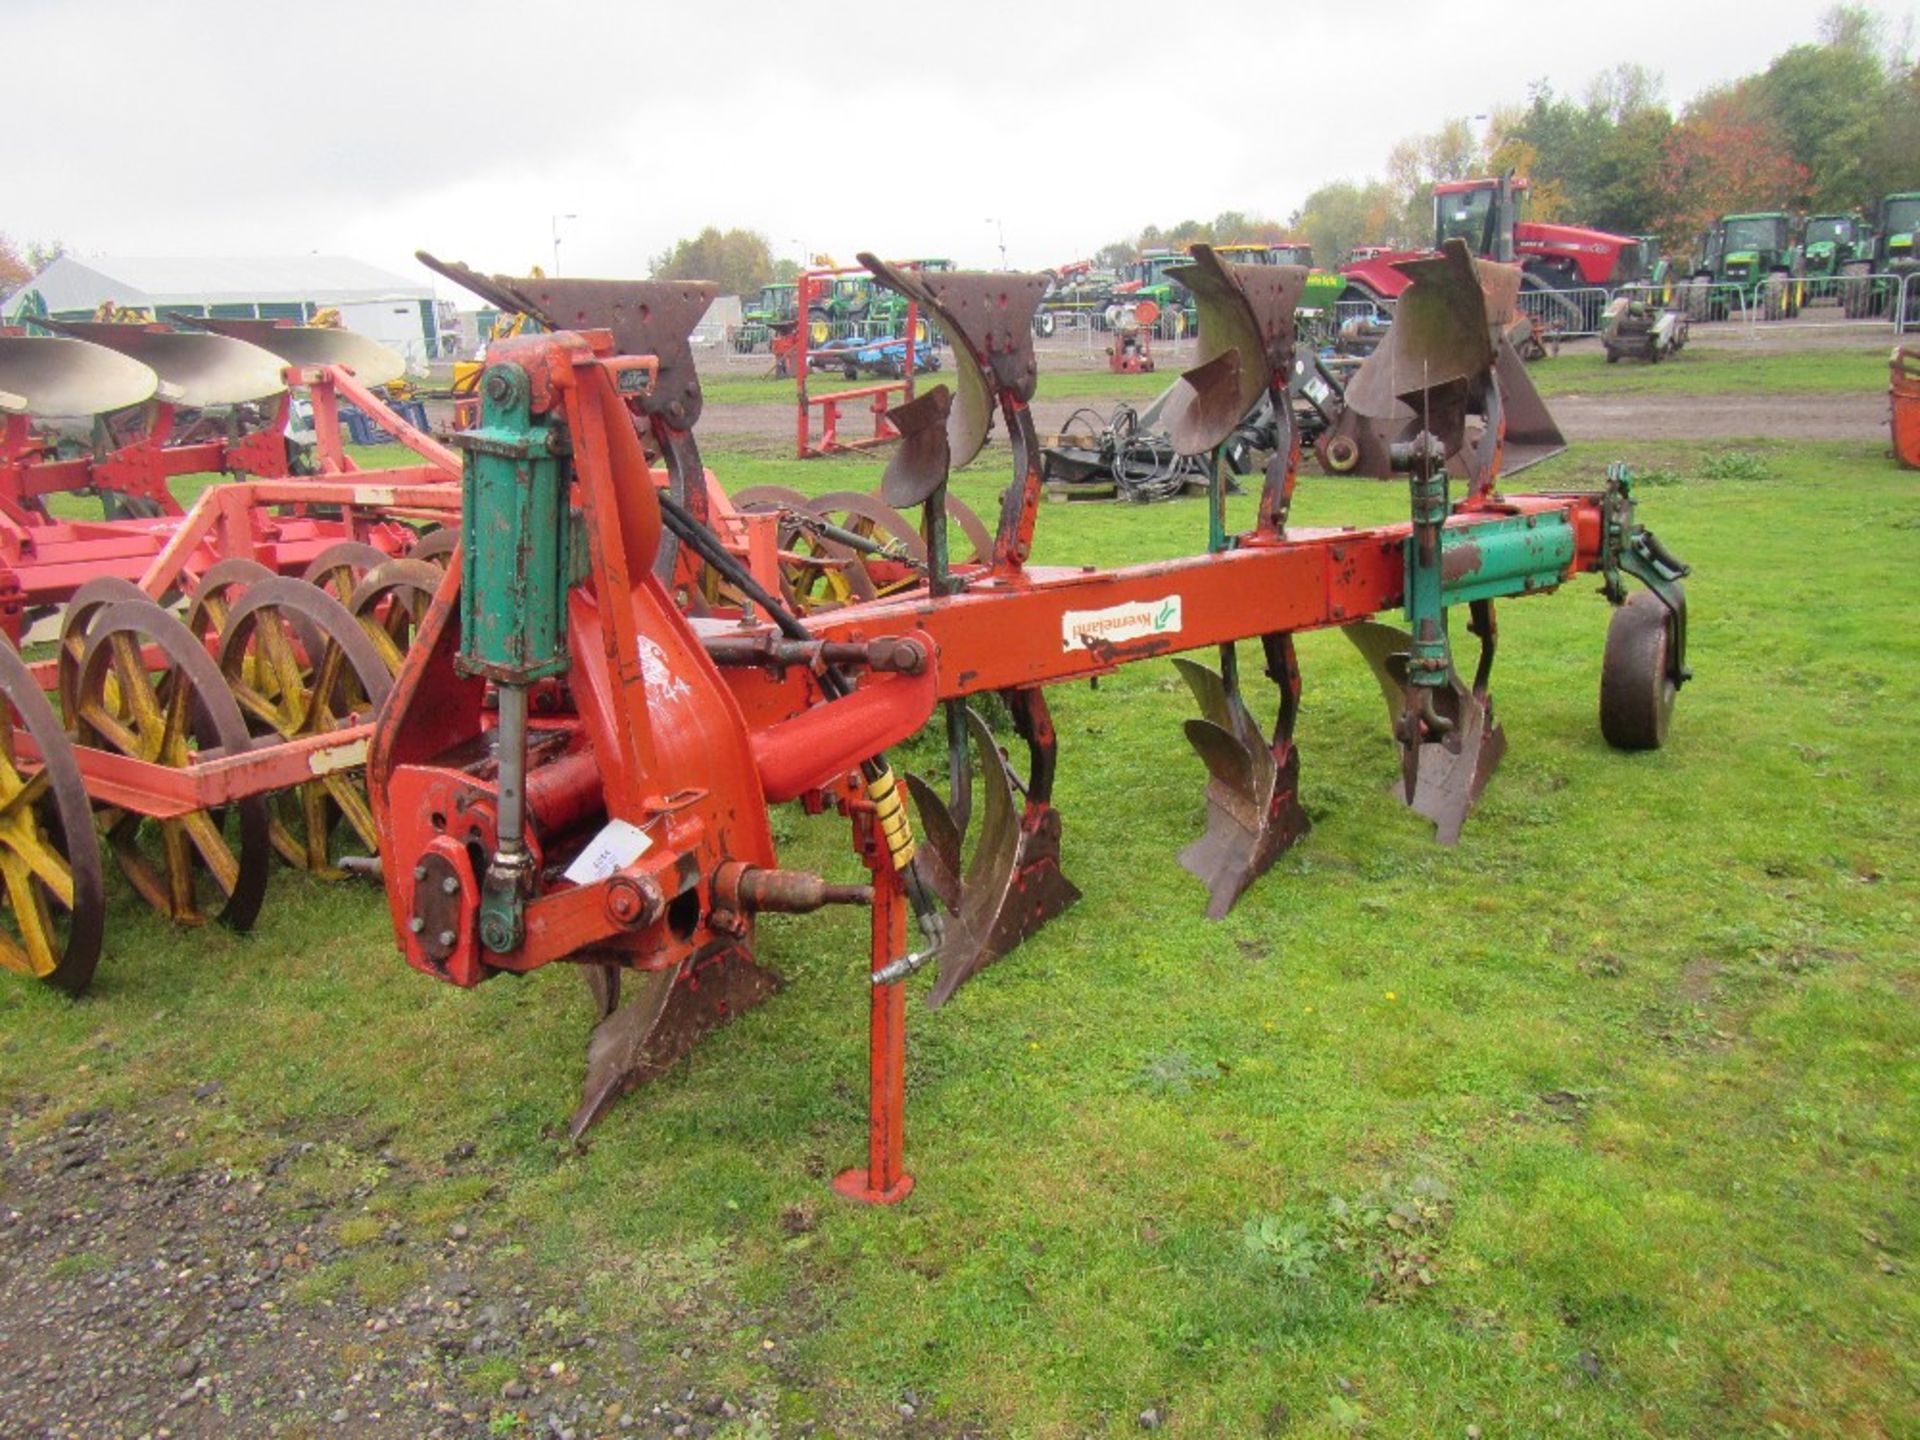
[{"x1": 0, "y1": 1093, "x2": 972, "y2": 1439}]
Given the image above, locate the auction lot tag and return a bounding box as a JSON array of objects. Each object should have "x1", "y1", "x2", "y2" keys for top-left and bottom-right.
[{"x1": 563, "y1": 818, "x2": 654, "y2": 885}]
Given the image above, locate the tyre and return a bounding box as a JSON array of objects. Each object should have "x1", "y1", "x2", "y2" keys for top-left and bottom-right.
[
  {"x1": 1600, "y1": 590, "x2": 1681, "y2": 751},
  {"x1": 1034, "y1": 310, "x2": 1056, "y2": 338},
  {"x1": 808, "y1": 308, "x2": 832, "y2": 346}
]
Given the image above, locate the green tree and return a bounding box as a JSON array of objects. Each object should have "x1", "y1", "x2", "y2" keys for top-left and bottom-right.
[
  {"x1": 1862, "y1": 59, "x2": 1920, "y2": 197},
  {"x1": 1289, "y1": 179, "x2": 1400, "y2": 264},
  {"x1": 1657, "y1": 83, "x2": 1808, "y2": 244},
  {"x1": 1754, "y1": 27, "x2": 1890, "y2": 210},
  {"x1": 0, "y1": 235, "x2": 30, "y2": 290},
  {"x1": 1384, "y1": 117, "x2": 1485, "y2": 245},
  {"x1": 649, "y1": 227, "x2": 777, "y2": 297}
]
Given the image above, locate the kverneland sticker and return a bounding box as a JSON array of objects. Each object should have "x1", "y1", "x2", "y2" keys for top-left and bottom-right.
[{"x1": 1061, "y1": 595, "x2": 1183, "y2": 651}]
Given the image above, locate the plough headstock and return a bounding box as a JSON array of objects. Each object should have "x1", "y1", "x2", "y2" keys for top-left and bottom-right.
[{"x1": 416, "y1": 252, "x2": 715, "y2": 431}]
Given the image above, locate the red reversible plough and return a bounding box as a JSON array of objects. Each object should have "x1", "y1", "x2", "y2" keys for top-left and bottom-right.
[{"x1": 365, "y1": 240, "x2": 1692, "y2": 1202}]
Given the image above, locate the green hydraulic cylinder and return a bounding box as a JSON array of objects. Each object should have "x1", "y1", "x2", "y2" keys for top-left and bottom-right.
[
  {"x1": 448, "y1": 360, "x2": 576, "y2": 957},
  {"x1": 453, "y1": 362, "x2": 571, "y2": 686}
]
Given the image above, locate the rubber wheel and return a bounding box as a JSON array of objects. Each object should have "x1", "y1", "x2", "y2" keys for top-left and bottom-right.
[{"x1": 1600, "y1": 590, "x2": 1679, "y2": 751}]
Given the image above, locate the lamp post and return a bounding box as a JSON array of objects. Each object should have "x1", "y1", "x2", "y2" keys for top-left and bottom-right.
[
  {"x1": 985, "y1": 217, "x2": 1007, "y2": 270},
  {"x1": 551, "y1": 213, "x2": 578, "y2": 277}
]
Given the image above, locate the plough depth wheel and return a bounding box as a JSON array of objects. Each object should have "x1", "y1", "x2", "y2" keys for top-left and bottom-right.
[
  {"x1": 216, "y1": 578, "x2": 392, "y2": 877},
  {"x1": 1600, "y1": 590, "x2": 1681, "y2": 752},
  {"x1": 74, "y1": 600, "x2": 271, "y2": 929},
  {"x1": 0, "y1": 639, "x2": 104, "y2": 992}
]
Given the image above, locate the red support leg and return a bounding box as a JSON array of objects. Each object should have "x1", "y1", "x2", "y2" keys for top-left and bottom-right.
[{"x1": 834, "y1": 857, "x2": 914, "y2": 1205}]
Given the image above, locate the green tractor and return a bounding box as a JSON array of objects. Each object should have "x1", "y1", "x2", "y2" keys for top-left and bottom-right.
[
  {"x1": 1801, "y1": 211, "x2": 1870, "y2": 303},
  {"x1": 735, "y1": 282, "x2": 798, "y2": 353},
  {"x1": 1683, "y1": 213, "x2": 1801, "y2": 321},
  {"x1": 862, "y1": 258, "x2": 950, "y2": 343},
  {"x1": 1843, "y1": 192, "x2": 1920, "y2": 320},
  {"x1": 1632, "y1": 236, "x2": 1676, "y2": 297},
  {"x1": 804, "y1": 276, "x2": 875, "y2": 345},
  {"x1": 1209, "y1": 241, "x2": 1349, "y2": 341},
  {"x1": 1114, "y1": 251, "x2": 1196, "y2": 337}
]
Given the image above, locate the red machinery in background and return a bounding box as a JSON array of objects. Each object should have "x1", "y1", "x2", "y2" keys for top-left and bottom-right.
[
  {"x1": 1340, "y1": 174, "x2": 1642, "y2": 308},
  {"x1": 792, "y1": 262, "x2": 924, "y2": 458},
  {"x1": 0, "y1": 318, "x2": 463, "y2": 992},
  {"x1": 0, "y1": 318, "x2": 454, "y2": 640}
]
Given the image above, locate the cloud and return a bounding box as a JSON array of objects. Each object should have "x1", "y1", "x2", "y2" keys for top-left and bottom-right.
[{"x1": 6, "y1": 0, "x2": 1883, "y2": 297}]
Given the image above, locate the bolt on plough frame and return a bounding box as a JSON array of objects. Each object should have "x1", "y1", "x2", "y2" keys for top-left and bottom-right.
[{"x1": 368, "y1": 238, "x2": 1691, "y2": 1203}]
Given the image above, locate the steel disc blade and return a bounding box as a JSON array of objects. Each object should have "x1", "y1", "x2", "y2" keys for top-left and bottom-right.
[
  {"x1": 39, "y1": 320, "x2": 286, "y2": 406},
  {"x1": 180, "y1": 317, "x2": 407, "y2": 388},
  {"x1": 880, "y1": 385, "x2": 953, "y2": 508},
  {"x1": 0, "y1": 336, "x2": 157, "y2": 416}
]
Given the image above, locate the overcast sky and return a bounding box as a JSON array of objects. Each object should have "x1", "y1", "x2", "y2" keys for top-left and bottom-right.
[{"x1": 8, "y1": 0, "x2": 1915, "y2": 299}]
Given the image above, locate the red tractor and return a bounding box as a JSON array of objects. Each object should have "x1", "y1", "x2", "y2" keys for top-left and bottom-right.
[{"x1": 1341, "y1": 175, "x2": 1642, "y2": 316}]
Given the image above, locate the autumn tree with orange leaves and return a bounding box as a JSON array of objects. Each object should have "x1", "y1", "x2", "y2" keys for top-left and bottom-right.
[{"x1": 1655, "y1": 84, "x2": 1809, "y2": 246}]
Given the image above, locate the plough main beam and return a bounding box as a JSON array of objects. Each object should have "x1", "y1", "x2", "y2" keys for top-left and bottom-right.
[{"x1": 798, "y1": 498, "x2": 1597, "y2": 698}]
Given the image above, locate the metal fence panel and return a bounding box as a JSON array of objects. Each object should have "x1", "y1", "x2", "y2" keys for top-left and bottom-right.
[{"x1": 1516, "y1": 286, "x2": 1610, "y2": 338}]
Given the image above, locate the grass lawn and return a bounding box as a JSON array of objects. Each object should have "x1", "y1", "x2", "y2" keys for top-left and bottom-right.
[
  {"x1": 2, "y1": 416, "x2": 1915, "y2": 1434},
  {"x1": 1529, "y1": 344, "x2": 1894, "y2": 397}
]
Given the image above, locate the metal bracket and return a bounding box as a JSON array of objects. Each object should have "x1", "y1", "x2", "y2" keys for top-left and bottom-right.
[{"x1": 1600, "y1": 462, "x2": 1692, "y2": 684}]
